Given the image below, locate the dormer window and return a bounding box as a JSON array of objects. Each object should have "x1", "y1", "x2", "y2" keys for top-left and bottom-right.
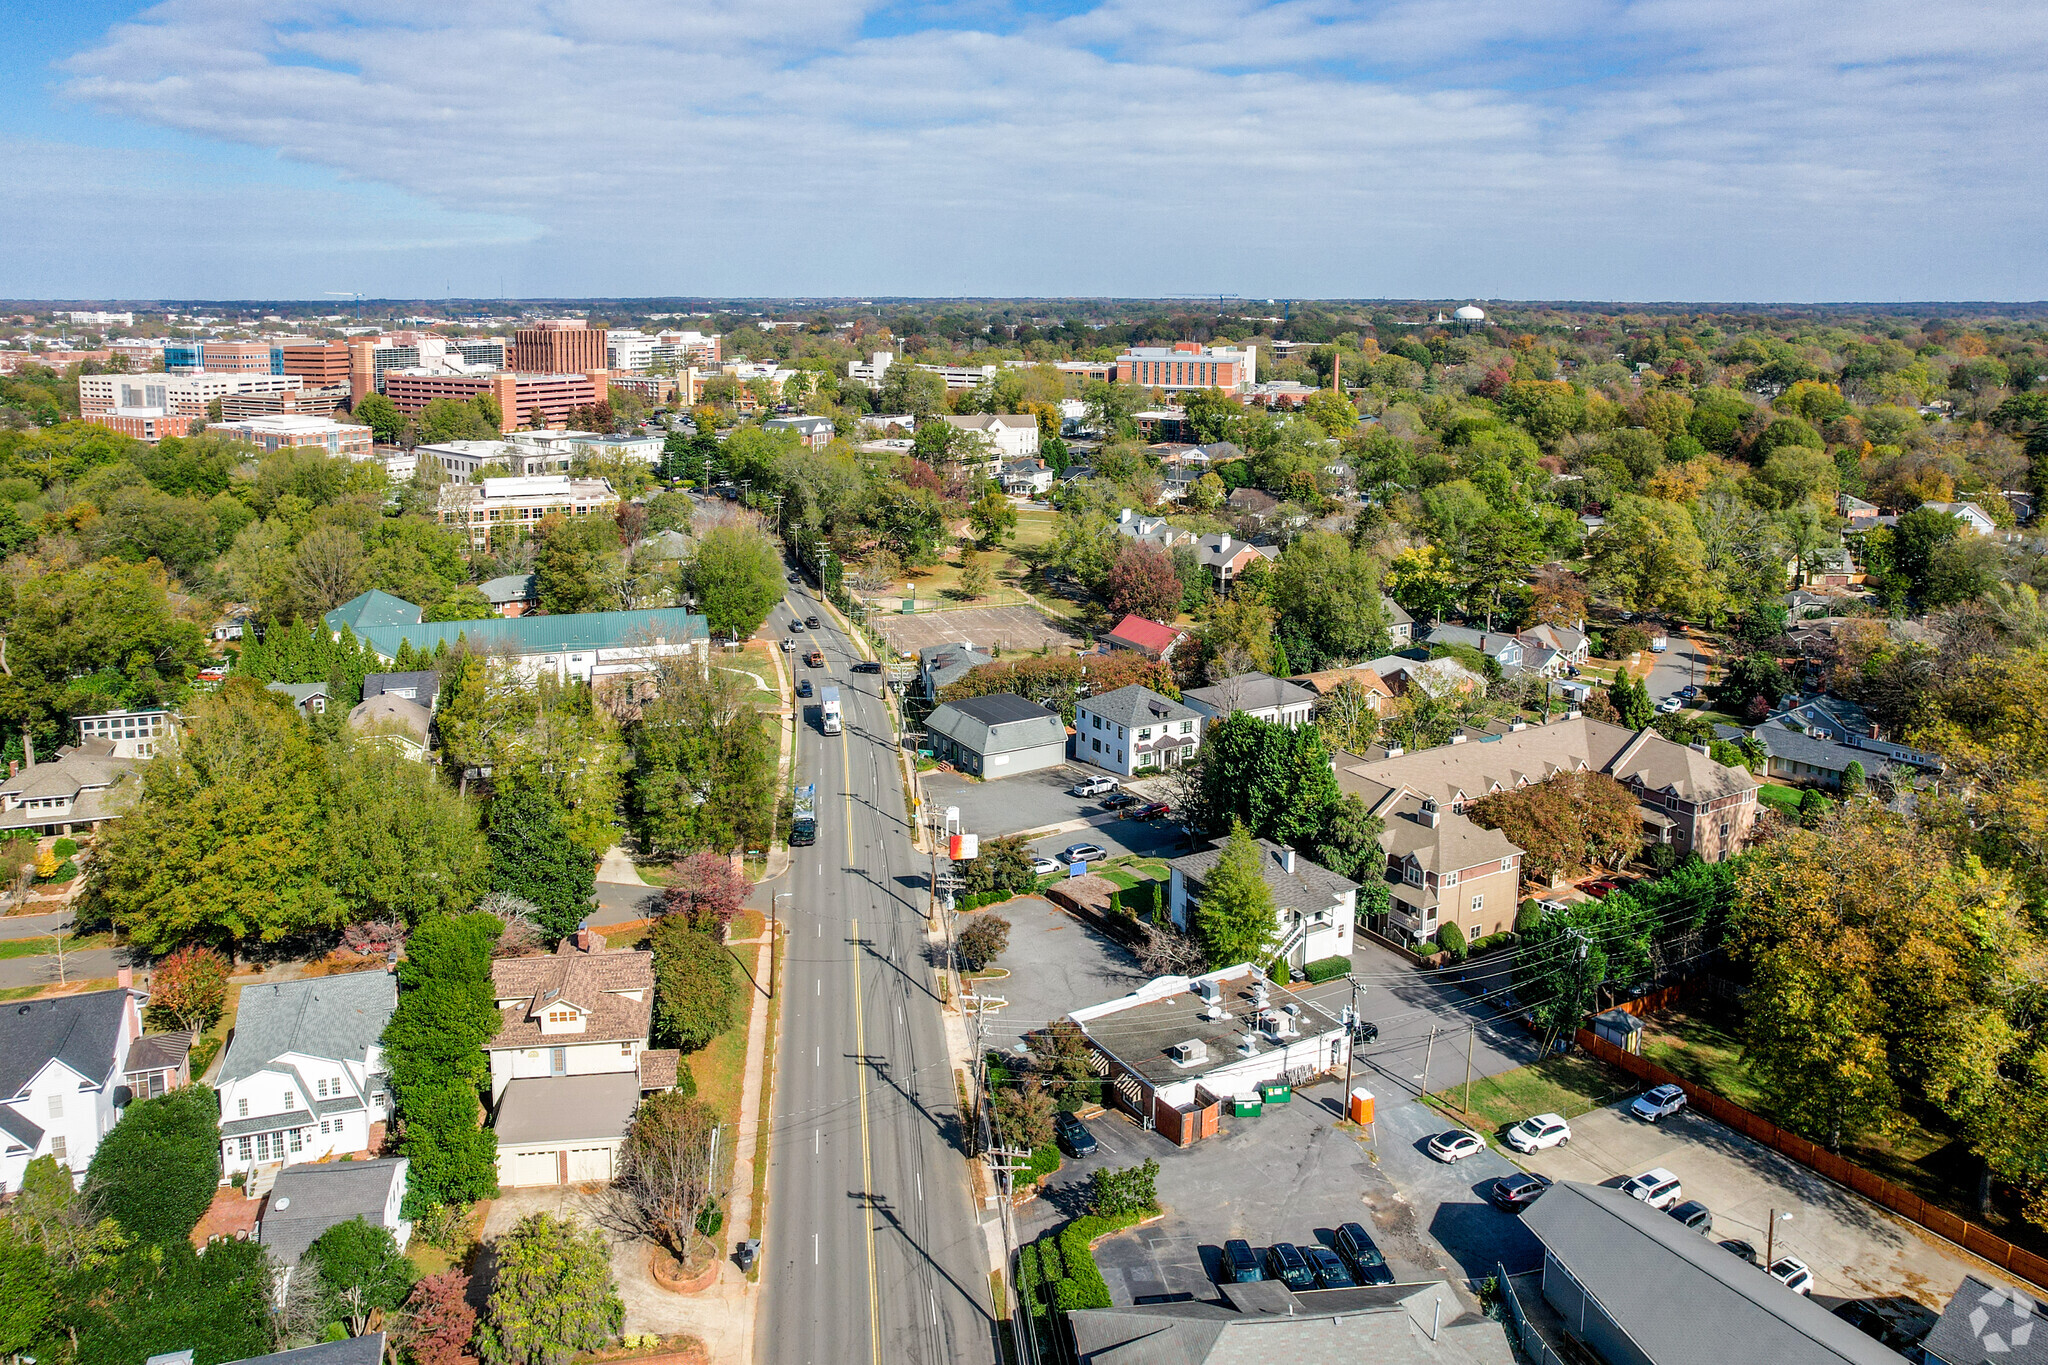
[{"x1": 546, "y1": 1009, "x2": 576, "y2": 1024}]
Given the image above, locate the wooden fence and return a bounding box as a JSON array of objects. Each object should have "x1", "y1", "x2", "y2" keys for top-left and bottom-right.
[{"x1": 1574, "y1": 1027, "x2": 2048, "y2": 1293}]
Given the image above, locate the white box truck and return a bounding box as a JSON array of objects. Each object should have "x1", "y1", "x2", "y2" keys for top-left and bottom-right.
[{"x1": 821, "y1": 685, "x2": 842, "y2": 735}]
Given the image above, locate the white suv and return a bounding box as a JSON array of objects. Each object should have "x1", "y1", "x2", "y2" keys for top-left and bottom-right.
[
  {"x1": 1071, "y1": 775, "x2": 1118, "y2": 797},
  {"x1": 1623, "y1": 1168, "x2": 1684, "y2": 1210},
  {"x1": 1505, "y1": 1113, "x2": 1571, "y2": 1153}
]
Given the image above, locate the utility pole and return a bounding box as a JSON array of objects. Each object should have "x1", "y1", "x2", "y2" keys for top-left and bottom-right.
[
  {"x1": 1420, "y1": 1025, "x2": 1441, "y2": 1095},
  {"x1": 1463, "y1": 1025, "x2": 1478, "y2": 1118},
  {"x1": 1340, "y1": 975, "x2": 1363, "y2": 1107}
]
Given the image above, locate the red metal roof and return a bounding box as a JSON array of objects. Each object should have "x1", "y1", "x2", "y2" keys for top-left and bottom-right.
[{"x1": 1105, "y1": 614, "x2": 1182, "y2": 654}]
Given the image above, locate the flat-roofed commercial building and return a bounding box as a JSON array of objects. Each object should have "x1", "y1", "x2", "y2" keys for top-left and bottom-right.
[
  {"x1": 1116, "y1": 342, "x2": 1257, "y2": 393},
  {"x1": 382, "y1": 370, "x2": 599, "y2": 434},
  {"x1": 164, "y1": 341, "x2": 281, "y2": 374},
  {"x1": 280, "y1": 342, "x2": 352, "y2": 385},
  {"x1": 79, "y1": 371, "x2": 304, "y2": 442},
  {"x1": 206, "y1": 414, "x2": 373, "y2": 459},
  {"x1": 437, "y1": 474, "x2": 618, "y2": 549},
  {"x1": 513, "y1": 319, "x2": 608, "y2": 374}
]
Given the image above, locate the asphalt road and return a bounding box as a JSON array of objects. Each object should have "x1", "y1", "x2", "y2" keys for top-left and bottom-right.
[{"x1": 758, "y1": 578, "x2": 995, "y2": 1365}]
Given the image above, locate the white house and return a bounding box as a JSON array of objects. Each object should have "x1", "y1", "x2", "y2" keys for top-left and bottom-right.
[
  {"x1": 1000, "y1": 458, "x2": 1054, "y2": 496},
  {"x1": 1181, "y1": 672, "x2": 1316, "y2": 729},
  {"x1": 215, "y1": 971, "x2": 396, "y2": 1178},
  {"x1": 487, "y1": 928, "x2": 678, "y2": 1187},
  {"x1": 0, "y1": 981, "x2": 145, "y2": 1192},
  {"x1": 940, "y1": 413, "x2": 1040, "y2": 461},
  {"x1": 1920, "y1": 501, "x2": 1997, "y2": 536},
  {"x1": 74, "y1": 708, "x2": 173, "y2": 760},
  {"x1": 260, "y1": 1158, "x2": 412, "y2": 1270},
  {"x1": 1074, "y1": 685, "x2": 1204, "y2": 776},
  {"x1": 1167, "y1": 840, "x2": 1358, "y2": 974}
]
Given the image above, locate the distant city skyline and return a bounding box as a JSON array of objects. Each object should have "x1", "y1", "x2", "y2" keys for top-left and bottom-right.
[{"x1": 3, "y1": 1, "x2": 2044, "y2": 302}]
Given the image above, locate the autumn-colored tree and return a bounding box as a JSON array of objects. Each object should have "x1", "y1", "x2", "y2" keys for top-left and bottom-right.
[
  {"x1": 957, "y1": 552, "x2": 995, "y2": 600},
  {"x1": 145, "y1": 945, "x2": 232, "y2": 1034},
  {"x1": 1530, "y1": 567, "x2": 1588, "y2": 628},
  {"x1": 938, "y1": 652, "x2": 1177, "y2": 726},
  {"x1": 1465, "y1": 770, "x2": 1642, "y2": 884},
  {"x1": 1106, "y1": 542, "x2": 1182, "y2": 624},
  {"x1": 396, "y1": 1271, "x2": 477, "y2": 1365},
  {"x1": 663, "y1": 852, "x2": 749, "y2": 942}
]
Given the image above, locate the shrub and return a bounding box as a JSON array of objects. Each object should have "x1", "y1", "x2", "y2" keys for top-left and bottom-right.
[
  {"x1": 1026, "y1": 1143, "x2": 1062, "y2": 1185},
  {"x1": 1516, "y1": 898, "x2": 1543, "y2": 931},
  {"x1": 1412, "y1": 939, "x2": 1440, "y2": 957},
  {"x1": 1469, "y1": 932, "x2": 1515, "y2": 954},
  {"x1": 956, "y1": 913, "x2": 1011, "y2": 971},
  {"x1": 1300, "y1": 955, "x2": 1351, "y2": 984},
  {"x1": 53, "y1": 837, "x2": 78, "y2": 858},
  {"x1": 1438, "y1": 922, "x2": 1467, "y2": 960},
  {"x1": 84, "y1": 1084, "x2": 219, "y2": 1246},
  {"x1": 1087, "y1": 1159, "x2": 1160, "y2": 1219},
  {"x1": 1053, "y1": 1225, "x2": 1113, "y2": 1311}
]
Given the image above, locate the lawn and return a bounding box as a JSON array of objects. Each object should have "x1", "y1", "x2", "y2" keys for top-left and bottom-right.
[
  {"x1": 0, "y1": 931, "x2": 111, "y2": 961},
  {"x1": 1639, "y1": 1009, "x2": 1767, "y2": 1110},
  {"x1": 1757, "y1": 783, "x2": 1802, "y2": 816},
  {"x1": 1423, "y1": 1051, "x2": 1639, "y2": 1136}
]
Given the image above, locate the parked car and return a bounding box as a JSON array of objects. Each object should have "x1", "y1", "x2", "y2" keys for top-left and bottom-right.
[
  {"x1": 1350, "y1": 1020, "x2": 1379, "y2": 1045},
  {"x1": 1833, "y1": 1297, "x2": 1940, "y2": 1354},
  {"x1": 852, "y1": 660, "x2": 882, "y2": 673},
  {"x1": 1053, "y1": 1111, "x2": 1097, "y2": 1158},
  {"x1": 1427, "y1": 1129, "x2": 1486, "y2": 1163},
  {"x1": 806, "y1": 650, "x2": 825, "y2": 668},
  {"x1": 1220, "y1": 1239, "x2": 1263, "y2": 1283},
  {"x1": 1264, "y1": 1242, "x2": 1316, "y2": 1291},
  {"x1": 1770, "y1": 1257, "x2": 1814, "y2": 1294},
  {"x1": 1071, "y1": 776, "x2": 1118, "y2": 797},
  {"x1": 1505, "y1": 1113, "x2": 1571, "y2": 1153},
  {"x1": 1678, "y1": 685, "x2": 1700, "y2": 699},
  {"x1": 1100, "y1": 791, "x2": 1137, "y2": 810},
  {"x1": 1490, "y1": 1173, "x2": 1553, "y2": 1212},
  {"x1": 1719, "y1": 1239, "x2": 1761, "y2": 1266},
  {"x1": 1657, "y1": 696, "x2": 1682, "y2": 713},
  {"x1": 1061, "y1": 844, "x2": 1107, "y2": 864},
  {"x1": 1333, "y1": 1222, "x2": 1396, "y2": 1284},
  {"x1": 1303, "y1": 1245, "x2": 1357, "y2": 1289},
  {"x1": 797, "y1": 679, "x2": 813, "y2": 698},
  {"x1": 1623, "y1": 1168, "x2": 1684, "y2": 1210},
  {"x1": 1030, "y1": 856, "x2": 1061, "y2": 876},
  {"x1": 1631, "y1": 1084, "x2": 1689, "y2": 1123},
  {"x1": 806, "y1": 615, "x2": 821, "y2": 629},
  {"x1": 1667, "y1": 1200, "x2": 1713, "y2": 1235},
  {"x1": 1583, "y1": 879, "x2": 1621, "y2": 898},
  {"x1": 1132, "y1": 801, "x2": 1172, "y2": 821}
]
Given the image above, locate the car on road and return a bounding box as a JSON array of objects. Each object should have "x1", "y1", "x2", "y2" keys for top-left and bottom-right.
[
  {"x1": 1333, "y1": 1222, "x2": 1395, "y2": 1285},
  {"x1": 797, "y1": 679, "x2": 813, "y2": 698},
  {"x1": 1053, "y1": 1111, "x2": 1097, "y2": 1158},
  {"x1": 1264, "y1": 1242, "x2": 1316, "y2": 1291},
  {"x1": 1427, "y1": 1129, "x2": 1486, "y2": 1163},
  {"x1": 1220, "y1": 1239, "x2": 1263, "y2": 1283},
  {"x1": 781, "y1": 638, "x2": 795, "y2": 652},
  {"x1": 789, "y1": 619, "x2": 806, "y2": 632},
  {"x1": 786, "y1": 572, "x2": 800, "y2": 583},
  {"x1": 1071, "y1": 776, "x2": 1118, "y2": 797},
  {"x1": 1061, "y1": 843, "x2": 1107, "y2": 864},
  {"x1": 1490, "y1": 1172, "x2": 1553, "y2": 1212},
  {"x1": 1769, "y1": 1256, "x2": 1814, "y2": 1294},
  {"x1": 1132, "y1": 801, "x2": 1172, "y2": 821},
  {"x1": 1303, "y1": 1245, "x2": 1356, "y2": 1289},
  {"x1": 1030, "y1": 856, "x2": 1061, "y2": 876},
  {"x1": 806, "y1": 615, "x2": 821, "y2": 629},
  {"x1": 1719, "y1": 1239, "x2": 1761, "y2": 1266},
  {"x1": 1100, "y1": 791, "x2": 1137, "y2": 810},
  {"x1": 1678, "y1": 685, "x2": 1700, "y2": 699},
  {"x1": 1631, "y1": 1083, "x2": 1689, "y2": 1123},
  {"x1": 1667, "y1": 1200, "x2": 1713, "y2": 1235},
  {"x1": 852, "y1": 660, "x2": 882, "y2": 673},
  {"x1": 806, "y1": 650, "x2": 825, "y2": 668},
  {"x1": 1623, "y1": 1168, "x2": 1684, "y2": 1210},
  {"x1": 1505, "y1": 1113, "x2": 1572, "y2": 1153}
]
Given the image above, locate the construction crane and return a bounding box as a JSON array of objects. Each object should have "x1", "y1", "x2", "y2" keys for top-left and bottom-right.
[{"x1": 325, "y1": 291, "x2": 365, "y2": 322}]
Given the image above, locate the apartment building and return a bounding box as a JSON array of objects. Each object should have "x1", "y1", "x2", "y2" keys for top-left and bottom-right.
[
  {"x1": 74, "y1": 708, "x2": 173, "y2": 759},
  {"x1": 939, "y1": 413, "x2": 1040, "y2": 460},
  {"x1": 1115, "y1": 342, "x2": 1257, "y2": 393},
  {"x1": 165, "y1": 341, "x2": 280, "y2": 374},
  {"x1": 79, "y1": 371, "x2": 305, "y2": 441},
  {"x1": 206, "y1": 414, "x2": 374, "y2": 459},
  {"x1": 435, "y1": 474, "x2": 619, "y2": 549},
  {"x1": 1074, "y1": 685, "x2": 1204, "y2": 775},
  {"x1": 512, "y1": 318, "x2": 608, "y2": 374}
]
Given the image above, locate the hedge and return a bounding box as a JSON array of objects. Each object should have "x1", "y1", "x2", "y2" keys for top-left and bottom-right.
[
  {"x1": 1468, "y1": 931, "x2": 1515, "y2": 954},
  {"x1": 957, "y1": 890, "x2": 1015, "y2": 913},
  {"x1": 1029, "y1": 1206, "x2": 1159, "y2": 1318},
  {"x1": 1026, "y1": 1143, "x2": 1062, "y2": 1185},
  {"x1": 1300, "y1": 955, "x2": 1351, "y2": 983}
]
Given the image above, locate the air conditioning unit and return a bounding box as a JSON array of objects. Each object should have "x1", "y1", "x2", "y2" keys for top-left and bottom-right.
[
  {"x1": 1167, "y1": 1039, "x2": 1209, "y2": 1066},
  {"x1": 1193, "y1": 978, "x2": 1220, "y2": 1003},
  {"x1": 1282, "y1": 1002, "x2": 1301, "y2": 1017}
]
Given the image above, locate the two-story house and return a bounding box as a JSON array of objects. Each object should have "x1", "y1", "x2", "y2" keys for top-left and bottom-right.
[
  {"x1": 1194, "y1": 534, "x2": 1269, "y2": 595},
  {"x1": 0, "y1": 978, "x2": 146, "y2": 1191},
  {"x1": 487, "y1": 928, "x2": 677, "y2": 1187},
  {"x1": 1374, "y1": 793, "x2": 1525, "y2": 945},
  {"x1": 215, "y1": 971, "x2": 396, "y2": 1180},
  {"x1": 0, "y1": 744, "x2": 141, "y2": 837},
  {"x1": 1073, "y1": 685, "x2": 1203, "y2": 776},
  {"x1": 1167, "y1": 840, "x2": 1358, "y2": 975},
  {"x1": 1182, "y1": 672, "x2": 1317, "y2": 729}
]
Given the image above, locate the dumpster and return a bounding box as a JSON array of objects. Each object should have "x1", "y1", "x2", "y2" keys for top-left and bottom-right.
[
  {"x1": 1231, "y1": 1094, "x2": 1264, "y2": 1118},
  {"x1": 1259, "y1": 1081, "x2": 1293, "y2": 1105}
]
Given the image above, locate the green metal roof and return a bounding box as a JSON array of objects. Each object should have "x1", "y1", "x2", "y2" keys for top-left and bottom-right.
[
  {"x1": 353, "y1": 607, "x2": 709, "y2": 660},
  {"x1": 325, "y1": 589, "x2": 424, "y2": 632}
]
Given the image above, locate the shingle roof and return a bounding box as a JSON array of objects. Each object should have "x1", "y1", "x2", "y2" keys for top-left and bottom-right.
[
  {"x1": 324, "y1": 589, "x2": 423, "y2": 633},
  {"x1": 1183, "y1": 671, "x2": 1316, "y2": 715},
  {"x1": 227, "y1": 1334, "x2": 388, "y2": 1365},
  {"x1": 218, "y1": 973, "x2": 396, "y2": 1083},
  {"x1": 1521, "y1": 1181, "x2": 1902, "y2": 1365},
  {"x1": 478, "y1": 572, "x2": 538, "y2": 603},
  {"x1": 925, "y1": 694, "x2": 1067, "y2": 755},
  {"x1": 1290, "y1": 667, "x2": 1393, "y2": 699},
  {"x1": 1748, "y1": 722, "x2": 1880, "y2": 775},
  {"x1": 259, "y1": 1158, "x2": 408, "y2": 1266},
  {"x1": 492, "y1": 1073, "x2": 640, "y2": 1146},
  {"x1": 1079, "y1": 685, "x2": 1198, "y2": 728},
  {"x1": 0, "y1": 987, "x2": 131, "y2": 1098},
  {"x1": 347, "y1": 694, "x2": 431, "y2": 745},
  {"x1": 124, "y1": 1030, "x2": 193, "y2": 1075},
  {"x1": 489, "y1": 940, "x2": 654, "y2": 1050},
  {"x1": 354, "y1": 607, "x2": 708, "y2": 661},
  {"x1": 0, "y1": 750, "x2": 132, "y2": 802},
  {"x1": 638, "y1": 1049, "x2": 680, "y2": 1091},
  {"x1": 1375, "y1": 793, "x2": 1522, "y2": 879},
  {"x1": 267, "y1": 682, "x2": 330, "y2": 705},
  {"x1": 1923, "y1": 1274, "x2": 2048, "y2": 1365},
  {"x1": 1170, "y1": 837, "x2": 1358, "y2": 908},
  {"x1": 361, "y1": 671, "x2": 440, "y2": 709}
]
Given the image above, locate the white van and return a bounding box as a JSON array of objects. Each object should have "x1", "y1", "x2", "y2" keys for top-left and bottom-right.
[
  {"x1": 1649, "y1": 633, "x2": 1670, "y2": 653},
  {"x1": 1071, "y1": 775, "x2": 1118, "y2": 797}
]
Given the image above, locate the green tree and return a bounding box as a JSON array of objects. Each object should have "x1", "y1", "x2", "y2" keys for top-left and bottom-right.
[
  {"x1": 0, "y1": 1218, "x2": 54, "y2": 1359},
  {"x1": 533, "y1": 512, "x2": 619, "y2": 615},
  {"x1": 306, "y1": 1217, "x2": 417, "y2": 1336},
  {"x1": 352, "y1": 392, "x2": 405, "y2": 443},
  {"x1": 967, "y1": 487, "x2": 1018, "y2": 545},
  {"x1": 1193, "y1": 822, "x2": 1278, "y2": 970},
  {"x1": 649, "y1": 916, "x2": 742, "y2": 1051},
  {"x1": 1606, "y1": 669, "x2": 1654, "y2": 729},
  {"x1": 5, "y1": 1155, "x2": 128, "y2": 1272},
  {"x1": 1587, "y1": 495, "x2": 1710, "y2": 617},
  {"x1": 60, "y1": 1237, "x2": 274, "y2": 1365},
  {"x1": 328, "y1": 737, "x2": 489, "y2": 924},
  {"x1": 628, "y1": 660, "x2": 778, "y2": 858},
  {"x1": 477, "y1": 1213, "x2": 624, "y2": 1365},
  {"x1": 686, "y1": 524, "x2": 783, "y2": 637},
  {"x1": 486, "y1": 782, "x2": 595, "y2": 943},
  {"x1": 383, "y1": 912, "x2": 502, "y2": 1211},
  {"x1": 424, "y1": 584, "x2": 498, "y2": 621},
  {"x1": 83, "y1": 1085, "x2": 219, "y2": 1246},
  {"x1": 957, "y1": 551, "x2": 995, "y2": 600}
]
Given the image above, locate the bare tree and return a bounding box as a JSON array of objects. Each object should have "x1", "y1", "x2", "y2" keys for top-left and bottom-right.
[
  {"x1": 269, "y1": 1257, "x2": 329, "y2": 1350},
  {"x1": 1133, "y1": 920, "x2": 1207, "y2": 977},
  {"x1": 613, "y1": 1092, "x2": 721, "y2": 1258},
  {"x1": 477, "y1": 892, "x2": 544, "y2": 957}
]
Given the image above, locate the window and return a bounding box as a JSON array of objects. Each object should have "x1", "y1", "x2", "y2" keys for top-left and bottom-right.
[
  {"x1": 1404, "y1": 863, "x2": 1423, "y2": 886},
  {"x1": 238, "y1": 1136, "x2": 253, "y2": 1160},
  {"x1": 1501, "y1": 858, "x2": 1512, "y2": 872},
  {"x1": 316, "y1": 1078, "x2": 329, "y2": 1099},
  {"x1": 288, "y1": 1129, "x2": 304, "y2": 1153},
  {"x1": 1444, "y1": 870, "x2": 1458, "y2": 886},
  {"x1": 1138, "y1": 728, "x2": 1152, "y2": 740},
  {"x1": 47, "y1": 1094, "x2": 62, "y2": 1121},
  {"x1": 1117, "y1": 725, "x2": 1126, "y2": 738},
  {"x1": 1181, "y1": 745, "x2": 1194, "y2": 760},
  {"x1": 621, "y1": 1042, "x2": 633, "y2": 1056},
  {"x1": 1180, "y1": 721, "x2": 1193, "y2": 734},
  {"x1": 320, "y1": 1120, "x2": 331, "y2": 1135},
  {"x1": 1092, "y1": 738, "x2": 1101, "y2": 753},
  {"x1": 283, "y1": 1091, "x2": 295, "y2": 1109},
  {"x1": 238, "y1": 1097, "x2": 249, "y2": 1117},
  {"x1": 1470, "y1": 894, "x2": 1484, "y2": 913},
  {"x1": 50, "y1": 1136, "x2": 67, "y2": 1160}
]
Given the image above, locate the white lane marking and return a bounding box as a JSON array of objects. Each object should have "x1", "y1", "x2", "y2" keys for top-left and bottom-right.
[
  {"x1": 815, "y1": 1128, "x2": 821, "y2": 1154},
  {"x1": 916, "y1": 1170, "x2": 923, "y2": 1201},
  {"x1": 897, "y1": 1005, "x2": 904, "y2": 1026},
  {"x1": 816, "y1": 978, "x2": 821, "y2": 996},
  {"x1": 815, "y1": 1046, "x2": 820, "y2": 1067},
  {"x1": 814, "y1": 1232, "x2": 820, "y2": 1264},
  {"x1": 929, "y1": 1289, "x2": 938, "y2": 1326}
]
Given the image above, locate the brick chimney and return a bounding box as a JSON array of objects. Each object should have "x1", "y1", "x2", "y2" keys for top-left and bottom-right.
[{"x1": 118, "y1": 966, "x2": 133, "y2": 990}]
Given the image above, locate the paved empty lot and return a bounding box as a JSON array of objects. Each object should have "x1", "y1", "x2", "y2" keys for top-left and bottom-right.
[
  {"x1": 971, "y1": 895, "x2": 1145, "y2": 1055},
  {"x1": 869, "y1": 604, "x2": 1081, "y2": 654},
  {"x1": 1518, "y1": 1099, "x2": 1997, "y2": 1309},
  {"x1": 924, "y1": 765, "x2": 1107, "y2": 839}
]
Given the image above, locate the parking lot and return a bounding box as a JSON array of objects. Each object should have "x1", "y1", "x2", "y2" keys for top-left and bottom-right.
[
  {"x1": 923, "y1": 764, "x2": 1112, "y2": 839},
  {"x1": 1517, "y1": 1099, "x2": 1994, "y2": 1308},
  {"x1": 869, "y1": 604, "x2": 1081, "y2": 654},
  {"x1": 1016, "y1": 1082, "x2": 1544, "y2": 1307},
  {"x1": 972, "y1": 895, "x2": 1145, "y2": 1055}
]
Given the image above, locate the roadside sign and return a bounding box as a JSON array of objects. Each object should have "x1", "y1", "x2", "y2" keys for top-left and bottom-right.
[{"x1": 1069, "y1": 861, "x2": 1086, "y2": 878}]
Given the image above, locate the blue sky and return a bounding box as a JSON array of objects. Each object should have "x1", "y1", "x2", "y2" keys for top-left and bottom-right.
[{"x1": 3, "y1": 0, "x2": 2044, "y2": 302}]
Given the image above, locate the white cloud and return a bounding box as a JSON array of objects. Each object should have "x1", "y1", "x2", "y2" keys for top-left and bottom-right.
[{"x1": 39, "y1": 0, "x2": 2048, "y2": 298}]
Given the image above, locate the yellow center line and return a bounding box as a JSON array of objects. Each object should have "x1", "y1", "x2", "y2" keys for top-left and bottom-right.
[{"x1": 852, "y1": 913, "x2": 880, "y2": 1365}]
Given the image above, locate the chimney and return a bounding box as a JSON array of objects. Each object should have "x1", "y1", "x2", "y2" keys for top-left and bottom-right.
[
  {"x1": 1281, "y1": 847, "x2": 1296, "y2": 874},
  {"x1": 1420, "y1": 798, "x2": 1441, "y2": 829},
  {"x1": 1218, "y1": 534, "x2": 1231, "y2": 552},
  {"x1": 118, "y1": 966, "x2": 133, "y2": 990},
  {"x1": 1119, "y1": 508, "x2": 1133, "y2": 523}
]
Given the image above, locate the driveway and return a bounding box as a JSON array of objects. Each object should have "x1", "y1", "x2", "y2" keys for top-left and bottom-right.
[
  {"x1": 1014, "y1": 1081, "x2": 1543, "y2": 1306},
  {"x1": 1517, "y1": 1100, "x2": 1995, "y2": 1309}
]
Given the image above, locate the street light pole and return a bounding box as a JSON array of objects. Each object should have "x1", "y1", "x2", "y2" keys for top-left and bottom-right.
[{"x1": 1766, "y1": 1208, "x2": 1793, "y2": 1268}]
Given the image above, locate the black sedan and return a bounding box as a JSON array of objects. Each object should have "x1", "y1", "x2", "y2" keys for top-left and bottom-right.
[
  {"x1": 1100, "y1": 791, "x2": 1138, "y2": 810},
  {"x1": 1053, "y1": 1111, "x2": 1097, "y2": 1158},
  {"x1": 1490, "y1": 1172, "x2": 1554, "y2": 1212},
  {"x1": 806, "y1": 615, "x2": 821, "y2": 629}
]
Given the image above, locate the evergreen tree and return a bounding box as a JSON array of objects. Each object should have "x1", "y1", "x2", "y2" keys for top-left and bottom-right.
[
  {"x1": 486, "y1": 781, "x2": 595, "y2": 943},
  {"x1": 1194, "y1": 821, "x2": 1279, "y2": 970}
]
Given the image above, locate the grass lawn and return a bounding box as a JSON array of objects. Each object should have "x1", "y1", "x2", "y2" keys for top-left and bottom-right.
[
  {"x1": 0, "y1": 931, "x2": 111, "y2": 961},
  {"x1": 1097, "y1": 868, "x2": 1140, "y2": 891},
  {"x1": 1758, "y1": 783, "x2": 1801, "y2": 816},
  {"x1": 1423, "y1": 1051, "x2": 1639, "y2": 1136},
  {"x1": 1638, "y1": 1010, "x2": 1767, "y2": 1110}
]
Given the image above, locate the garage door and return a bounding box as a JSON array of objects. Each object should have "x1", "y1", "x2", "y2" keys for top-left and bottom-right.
[
  {"x1": 566, "y1": 1146, "x2": 613, "y2": 1182},
  {"x1": 504, "y1": 1148, "x2": 558, "y2": 1187}
]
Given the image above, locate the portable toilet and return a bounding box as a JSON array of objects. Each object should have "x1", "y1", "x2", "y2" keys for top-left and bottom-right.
[{"x1": 1348, "y1": 1088, "x2": 1376, "y2": 1125}]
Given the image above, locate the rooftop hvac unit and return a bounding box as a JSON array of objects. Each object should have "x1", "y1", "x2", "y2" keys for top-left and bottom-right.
[
  {"x1": 1282, "y1": 1002, "x2": 1301, "y2": 1017},
  {"x1": 1193, "y1": 978, "x2": 1220, "y2": 1003},
  {"x1": 1166, "y1": 1039, "x2": 1209, "y2": 1066}
]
